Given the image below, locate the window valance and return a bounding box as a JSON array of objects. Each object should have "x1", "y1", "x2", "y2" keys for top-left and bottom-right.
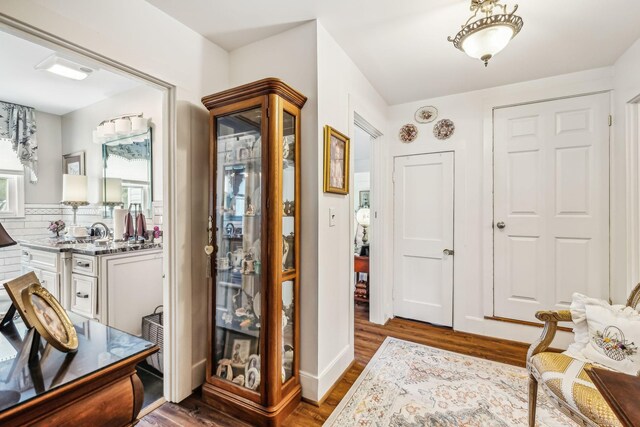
[{"x1": 0, "y1": 101, "x2": 38, "y2": 183}]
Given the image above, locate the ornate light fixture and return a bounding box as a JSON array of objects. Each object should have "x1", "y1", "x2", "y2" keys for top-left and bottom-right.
[{"x1": 448, "y1": 0, "x2": 523, "y2": 66}]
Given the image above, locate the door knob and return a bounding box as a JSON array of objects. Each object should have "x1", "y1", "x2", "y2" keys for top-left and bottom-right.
[
  {"x1": 496, "y1": 221, "x2": 506, "y2": 229},
  {"x1": 443, "y1": 249, "x2": 454, "y2": 256}
]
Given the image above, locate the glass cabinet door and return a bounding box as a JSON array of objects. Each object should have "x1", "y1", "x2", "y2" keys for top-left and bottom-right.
[
  {"x1": 213, "y1": 106, "x2": 263, "y2": 393},
  {"x1": 282, "y1": 111, "x2": 296, "y2": 273},
  {"x1": 281, "y1": 110, "x2": 296, "y2": 383}
]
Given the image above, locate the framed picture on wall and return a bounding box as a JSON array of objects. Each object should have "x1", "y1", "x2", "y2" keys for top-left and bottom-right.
[
  {"x1": 62, "y1": 151, "x2": 86, "y2": 175},
  {"x1": 359, "y1": 190, "x2": 370, "y2": 208},
  {"x1": 323, "y1": 125, "x2": 350, "y2": 194}
]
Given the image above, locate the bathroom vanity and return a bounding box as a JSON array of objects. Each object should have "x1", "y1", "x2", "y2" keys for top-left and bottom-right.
[{"x1": 20, "y1": 239, "x2": 163, "y2": 336}]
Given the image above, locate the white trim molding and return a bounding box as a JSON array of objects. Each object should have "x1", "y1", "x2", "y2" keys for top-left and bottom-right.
[
  {"x1": 300, "y1": 344, "x2": 353, "y2": 403},
  {"x1": 626, "y1": 98, "x2": 640, "y2": 295}
]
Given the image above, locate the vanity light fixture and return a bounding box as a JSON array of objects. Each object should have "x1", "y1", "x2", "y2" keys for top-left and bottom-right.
[
  {"x1": 448, "y1": 0, "x2": 523, "y2": 66},
  {"x1": 35, "y1": 54, "x2": 95, "y2": 80},
  {"x1": 93, "y1": 113, "x2": 149, "y2": 145}
]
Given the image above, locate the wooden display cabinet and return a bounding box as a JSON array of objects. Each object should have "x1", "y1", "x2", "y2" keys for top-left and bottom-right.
[{"x1": 201, "y1": 78, "x2": 306, "y2": 426}]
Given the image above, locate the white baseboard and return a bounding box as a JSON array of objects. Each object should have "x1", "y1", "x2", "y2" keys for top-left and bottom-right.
[
  {"x1": 459, "y1": 315, "x2": 574, "y2": 349},
  {"x1": 191, "y1": 359, "x2": 206, "y2": 391},
  {"x1": 300, "y1": 344, "x2": 353, "y2": 402}
]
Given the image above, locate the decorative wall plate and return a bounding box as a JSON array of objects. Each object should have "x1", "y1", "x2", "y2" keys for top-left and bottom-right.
[
  {"x1": 399, "y1": 124, "x2": 418, "y2": 143},
  {"x1": 433, "y1": 119, "x2": 455, "y2": 140},
  {"x1": 414, "y1": 106, "x2": 438, "y2": 124}
]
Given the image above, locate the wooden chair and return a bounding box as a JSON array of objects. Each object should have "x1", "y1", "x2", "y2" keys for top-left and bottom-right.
[{"x1": 527, "y1": 284, "x2": 640, "y2": 427}]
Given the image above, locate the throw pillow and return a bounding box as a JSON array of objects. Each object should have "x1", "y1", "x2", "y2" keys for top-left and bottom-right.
[{"x1": 581, "y1": 302, "x2": 640, "y2": 375}]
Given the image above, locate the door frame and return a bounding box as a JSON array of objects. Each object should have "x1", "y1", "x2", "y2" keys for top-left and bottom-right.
[
  {"x1": 391, "y1": 151, "x2": 455, "y2": 326},
  {"x1": 626, "y1": 94, "x2": 640, "y2": 298},
  {"x1": 482, "y1": 90, "x2": 614, "y2": 317},
  {"x1": 0, "y1": 14, "x2": 185, "y2": 401},
  {"x1": 349, "y1": 112, "x2": 382, "y2": 324}
]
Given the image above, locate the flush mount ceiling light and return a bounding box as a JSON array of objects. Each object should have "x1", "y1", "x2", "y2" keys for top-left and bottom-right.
[
  {"x1": 35, "y1": 54, "x2": 95, "y2": 80},
  {"x1": 448, "y1": 0, "x2": 523, "y2": 66}
]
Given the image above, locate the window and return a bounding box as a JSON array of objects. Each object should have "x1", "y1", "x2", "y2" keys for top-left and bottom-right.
[{"x1": 0, "y1": 139, "x2": 25, "y2": 218}]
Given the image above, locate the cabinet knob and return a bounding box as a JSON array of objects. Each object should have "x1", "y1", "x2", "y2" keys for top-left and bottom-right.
[
  {"x1": 76, "y1": 292, "x2": 89, "y2": 299},
  {"x1": 204, "y1": 245, "x2": 214, "y2": 255}
]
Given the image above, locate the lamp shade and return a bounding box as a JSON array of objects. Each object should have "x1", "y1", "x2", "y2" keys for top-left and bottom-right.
[
  {"x1": 62, "y1": 174, "x2": 88, "y2": 202},
  {"x1": 114, "y1": 118, "x2": 132, "y2": 134},
  {"x1": 102, "y1": 121, "x2": 116, "y2": 137},
  {"x1": 356, "y1": 208, "x2": 370, "y2": 227},
  {"x1": 130, "y1": 116, "x2": 148, "y2": 132},
  {"x1": 0, "y1": 222, "x2": 16, "y2": 248},
  {"x1": 104, "y1": 178, "x2": 123, "y2": 203},
  {"x1": 461, "y1": 25, "x2": 514, "y2": 62}
]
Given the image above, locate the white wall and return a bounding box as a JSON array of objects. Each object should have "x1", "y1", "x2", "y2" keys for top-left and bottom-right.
[
  {"x1": 387, "y1": 67, "x2": 616, "y2": 347},
  {"x1": 26, "y1": 111, "x2": 62, "y2": 203},
  {"x1": 613, "y1": 38, "x2": 640, "y2": 300},
  {"x1": 228, "y1": 21, "x2": 389, "y2": 401},
  {"x1": 0, "y1": 0, "x2": 230, "y2": 401},
  {"x1": 228, "y1": 20, "x2": 321, "y2": 399},
  {"x1": 61, "y1": 85, "x2": 164, "y2": 202},
  {"x1": 315, "y1": 22, "x2": 388, "y2": 401}
]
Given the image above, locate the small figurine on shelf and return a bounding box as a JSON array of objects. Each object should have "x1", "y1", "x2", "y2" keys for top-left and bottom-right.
[
  {"x1": 242, "y1": 251, "x2": 255, "y2": 275},
  {"x1": 245, "y1": 197, "x2": 256, "y2": 217},
  {"x1": 48, "y1": 219, "x2": 66, "y2": 238}
]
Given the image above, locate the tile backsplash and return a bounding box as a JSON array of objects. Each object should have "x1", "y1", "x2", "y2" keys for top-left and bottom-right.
[{"x1": 0, "y1": 202, "x2": 163, "y2": 282}]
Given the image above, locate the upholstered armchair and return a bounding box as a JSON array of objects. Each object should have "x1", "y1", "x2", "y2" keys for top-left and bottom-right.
[{"x1": 527, "y1": 284, "x2": 640, "y2": 427}]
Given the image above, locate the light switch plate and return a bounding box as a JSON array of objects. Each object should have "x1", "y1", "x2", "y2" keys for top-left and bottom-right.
[{"x1": 329, "y1": 207, "x2": 336, "y2": 227}]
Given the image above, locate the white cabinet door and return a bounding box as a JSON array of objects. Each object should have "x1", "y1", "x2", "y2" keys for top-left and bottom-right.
[
  {"x1": 104, "y1": 251, "x2": 163, "y2": 336},
  {"x1": 393, "y1": 152, "x2": 454, "y2": 326},
  {"x1": 71, "y1": 273, "x2": 98, "y2": 319},
  {"x1": 39, "y1": 270, "x2": 60, "y2": 301},
  {"x1": 493, "y1": 93, "x2": 610, "y2": 322}
]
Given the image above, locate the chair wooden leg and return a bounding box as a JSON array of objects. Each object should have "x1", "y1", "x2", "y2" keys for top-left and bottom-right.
[{"x1": 528, "y1": 374, "x2": 538, "y2": 427}]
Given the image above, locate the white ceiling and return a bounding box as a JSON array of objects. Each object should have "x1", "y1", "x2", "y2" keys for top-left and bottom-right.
[
  {"x1": 147, "y1": 0, "x2": 640, "y2": 105},
  {"x1": 0, "y1": 30, "x2": 141, "y2": 116}
]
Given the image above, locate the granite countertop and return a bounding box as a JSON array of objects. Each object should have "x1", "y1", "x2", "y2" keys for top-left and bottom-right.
[{"x1": 19, "y1": 238, "x2": 163, "y2": 256}]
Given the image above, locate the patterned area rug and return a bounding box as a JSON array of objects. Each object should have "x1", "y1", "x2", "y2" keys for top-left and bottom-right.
[{"x1": 324, "y1": 337, "x2": 577, "y2": 426}]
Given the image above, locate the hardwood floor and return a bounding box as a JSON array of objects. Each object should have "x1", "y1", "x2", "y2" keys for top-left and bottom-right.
[{"x1": 139, "y1": 304, "x2": 532, "y2": 426}]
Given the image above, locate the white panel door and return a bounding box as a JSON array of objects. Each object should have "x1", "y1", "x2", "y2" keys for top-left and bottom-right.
[
  {"x1": 393, "y1": 152, "x2": 454, "y2": 326},
  {"x1": 494, "y1": 93, "x2": 610, "y2": 322}
]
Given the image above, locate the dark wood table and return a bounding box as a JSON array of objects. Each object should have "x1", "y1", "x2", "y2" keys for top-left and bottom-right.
[
  {"x1": 0, "y1": 313, "x2": 158, "y2": 426},
  {"x1": 587, "y1": 367, "x2": 640, "y2": 427}
]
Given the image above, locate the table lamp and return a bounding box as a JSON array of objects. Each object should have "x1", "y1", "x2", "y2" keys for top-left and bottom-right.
[
  {"x1": 356, "y1": 207, "x2": 371, "y2": 245},
  {"x1": 103, "y1": 177, "x2": 123, "y2": 217},
  {"x1": 0, "y1": 222, "x2": 17, "y2": 248},
  {"x1": 61, "y1": 174, "x2": 89, "y2": 228}
]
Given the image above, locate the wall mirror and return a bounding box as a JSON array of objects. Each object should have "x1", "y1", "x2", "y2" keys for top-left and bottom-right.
[{"x1": 101, "y1": 129, "x2": 153, "y2": 217}]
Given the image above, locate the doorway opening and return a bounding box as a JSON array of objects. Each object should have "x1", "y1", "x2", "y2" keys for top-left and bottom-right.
[
  {"x1": 0, "y1": 21, "x2": 174, "y2": 413},
  {"x1": 350, "y1": 113, "x2": 382, "y2": 324}
]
